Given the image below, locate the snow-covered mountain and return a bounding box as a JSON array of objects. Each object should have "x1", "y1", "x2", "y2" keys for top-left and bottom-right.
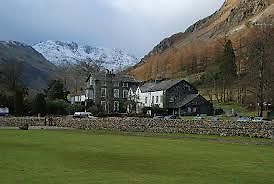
[{"x1": 33, "y1": 40, "x2": 138, "y2": 71}]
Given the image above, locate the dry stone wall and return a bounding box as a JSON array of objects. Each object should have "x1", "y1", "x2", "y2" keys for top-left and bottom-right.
[{"x1": 0, "y1": 117, "x2": 273, "y2": 139}]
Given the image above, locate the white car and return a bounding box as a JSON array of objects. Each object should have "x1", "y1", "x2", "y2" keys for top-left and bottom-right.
[
  {"x1": 252, "y1": 117, "x2": 264, "y2": 123},
  {"x1": 237, "y1": 117, "x2": 251, "y2": 122},
  {"x1": 73, "y1": 112, "x2": 93, "y2": 118}
]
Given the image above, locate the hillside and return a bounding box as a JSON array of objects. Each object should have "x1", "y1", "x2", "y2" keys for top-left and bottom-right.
[
  {"x1": 0, "y1": 41, "x2": 57, "y2": 91},
  {"x1": 129, "y1": 0, "x2": 274, "y2": 81},
  {"x1": 33, "y1": 41, "x2": 138, "y2": 72}
]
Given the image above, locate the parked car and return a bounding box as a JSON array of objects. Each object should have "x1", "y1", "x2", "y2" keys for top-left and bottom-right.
[
  {"x1": 211, "y1": 116, "x2": 220, "y2": 122},
  {"x1": 0, "y1": 107, "x2": 9, "y2": 117},
  {"x1": 153, "y1": 116, "x2": 165, "y2": 119},
  {"x1": 252, "y1": 117, "x2": 264, "y2": 123},
  {"x1": 193, "y1": 116, "x2": 203, "y2": 121},
  {"x1": 237, "y1": 117, "x2": 251, "y2": 122},
  {"x1": 73, "y1": 112, "x2": 93, "y2": 118},
  {"x1": 164, "y1": 115, "x2": 177, "y2": 120}
]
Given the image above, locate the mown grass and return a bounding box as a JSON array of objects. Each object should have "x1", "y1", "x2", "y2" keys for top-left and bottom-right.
[
  {"x1": 214, "y1": 102, "x2": 257, "y2": 117},
  {"x1": 0, "y1": 129, "x2": 274, "y2": 184}
]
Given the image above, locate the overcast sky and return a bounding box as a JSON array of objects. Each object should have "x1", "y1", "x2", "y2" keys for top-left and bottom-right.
[{"x1": 0, "y1": 0, "x2": 224, "y2": 57}]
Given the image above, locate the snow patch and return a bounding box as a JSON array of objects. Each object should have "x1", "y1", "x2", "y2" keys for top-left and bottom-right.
[{"x1": 33, "y1": 40, "x2": 138, "y2": 71}]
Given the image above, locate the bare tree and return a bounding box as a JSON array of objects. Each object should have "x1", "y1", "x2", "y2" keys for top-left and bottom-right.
[{"x1": 247, "y1": 25, "x2": 274, "y2": 116}]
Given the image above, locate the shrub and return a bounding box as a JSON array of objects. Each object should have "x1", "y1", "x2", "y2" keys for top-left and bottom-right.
[
  {"x1": 46, "y1": 99, "x2": 69, "y2": 115},
  {"x1": 66, "y1": 104, "x2": 85, "y2": 115}
]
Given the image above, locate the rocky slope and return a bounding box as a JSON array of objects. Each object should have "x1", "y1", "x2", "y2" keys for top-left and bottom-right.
[
  {"x1": 0, "y1": 41, "x2": 57, "y2": 91},
  {"x1": 130, "y1": 0, "x2": 274, "y2": 81},
  {"x1": 33, "y1": 41, "x2": 138, "y2": 71}
]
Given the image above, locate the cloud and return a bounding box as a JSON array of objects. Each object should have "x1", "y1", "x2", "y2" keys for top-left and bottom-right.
[
  {"x1": 103, "y1": 0, "x2": 223, "y2": 21},
  {"x1": 0, "y1": 0, "x2": 224, "y2": 56}
]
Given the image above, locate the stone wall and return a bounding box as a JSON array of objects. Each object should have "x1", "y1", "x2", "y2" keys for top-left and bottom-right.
[{"x1": 0, "y1": 117, "x2": 273, "y2": 139}]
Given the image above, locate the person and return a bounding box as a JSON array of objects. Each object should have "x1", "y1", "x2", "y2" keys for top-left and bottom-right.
[
  {"x1": 49, "y1": 116, "x2": 53, "y2": 126},
  {"x1": 44, "y1": 116, "x2": 48, "y2": 126}
]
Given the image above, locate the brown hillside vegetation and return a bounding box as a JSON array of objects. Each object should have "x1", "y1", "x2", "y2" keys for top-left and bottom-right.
[{"x1": 129, "y1": 0, "x2": 274, "y2": 81}]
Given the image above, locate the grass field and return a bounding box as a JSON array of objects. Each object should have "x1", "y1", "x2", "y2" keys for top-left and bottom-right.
[{"x1": 1, "y1": 130, "x2": 274, "y2": 184}]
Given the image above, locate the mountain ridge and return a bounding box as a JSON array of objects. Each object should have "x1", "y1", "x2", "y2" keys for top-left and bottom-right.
[
  {"x1": 0, "y1": 41, "x2": 57, "y2": 92},
  {"x1": 129, "y1": 0, "x2": 274, "y2": 81},
  {"x1": 33, "y1": 40, "x2": 139, "y2": 72}
]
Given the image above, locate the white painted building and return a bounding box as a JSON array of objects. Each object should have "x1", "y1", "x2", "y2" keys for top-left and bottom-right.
[
  {"x1": 70, "y1": 95, "x2": 86, "y2": 104},
  {"x1": 128, "y1": 83, "x2": 165, "y2": 114}
]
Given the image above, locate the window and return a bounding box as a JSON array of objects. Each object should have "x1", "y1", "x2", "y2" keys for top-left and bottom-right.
[
  {"x1": 113, "y1": 101, "x2": 119, "y2": 112},
  {"x1": 114, "y1": 81, "x2": 120, "y2": 87},
  {"x1": 123, "y1": 90, "x2": 129, "y2": 98},
  {"x1": 101, "y1": 88, "x2": 106, "y2": 98},
  {"x1": 193, "y1": 107, "x2": 197, "y2": 113},
  {"x1": 114, "y1": 89, "x2": 119, "y2": 98},
  {"x1": 152, "y1": 96, "x2": 155, "y2": 104},
  {"x1": 145, "y1": 97, "x2": 148, "y2": 104},
  {"x1": 89, "y1": 77, "x2": 94, "y2": 86},
  {"x1": 156, "y1": 96, "x2": 159, "y2": 103},
  {"x1": 187, "y1": 107, "x2": 192, "y2": 113},
  {"x1": 169, "y1": 97, "x2": 175, "y2": 103},
  {"x1": 101, "y1": 101, "x2": 107, "y2": 112},
  {"x1": 123, "y1": 82, "x2": 129, "y2": 87}
]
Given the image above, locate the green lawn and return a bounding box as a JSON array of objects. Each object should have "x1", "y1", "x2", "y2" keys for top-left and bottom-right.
[
  {"x1": 214, "y1": 102, "x2": 257, "y2": 117},
  {"x1": 1, "y1": 130, "x2": 274, "y2": 184}
]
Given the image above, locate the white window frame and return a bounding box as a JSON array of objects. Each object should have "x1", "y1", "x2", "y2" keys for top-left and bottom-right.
[
  {"x1": 114, "y1": 89, "x2": 120, "y2": 98},
  {"x1": 101, "y1": 101, "x2": 107, "y2": 111},
  {"x1": 113, "y1": 101, "x2": 119, "y2": 112},
  {"x1": 123, "y1": 82, "x2": 129, "y2": 87},
  {"x1": 123, "y1": 90, "x2": 129, "y2": 99},
  {"x1": 114, "y1": 81, "x2": 120, "y2": 87}
]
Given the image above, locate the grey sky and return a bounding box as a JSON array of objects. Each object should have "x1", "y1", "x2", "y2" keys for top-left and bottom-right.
[{"x1": 0, "y1": 0, "x2": 224, "y2": 56}]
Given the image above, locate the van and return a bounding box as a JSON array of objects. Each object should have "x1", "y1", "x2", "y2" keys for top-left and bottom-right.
[{"x1": 0, "y1": 107, "x2": 9, "y2": 116}]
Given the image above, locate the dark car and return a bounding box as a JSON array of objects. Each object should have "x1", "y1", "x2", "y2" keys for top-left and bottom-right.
[
  {"x1": 164, "y1": 115, "x2": 177, "y2": 120},
  {"x1": 153, "y1": 116, "x2": 165, "y2": 119}
]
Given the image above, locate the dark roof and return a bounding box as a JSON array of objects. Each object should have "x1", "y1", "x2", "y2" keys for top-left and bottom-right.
[
  {"x1": 170, "y1": 94, "x2": 212, "y2": 109},
  {"x1": 171, "y1": 94, "x2": 199, "y2": 109},
  {"x1": 87, "y1": 72, "x2": 137, "y2": 83},
  {"x1": 129, "y1": 85, "x2": 138, "y2": 93},
  {"x1": 140, "y1": 79, "x2": 182, "y2": 92}
]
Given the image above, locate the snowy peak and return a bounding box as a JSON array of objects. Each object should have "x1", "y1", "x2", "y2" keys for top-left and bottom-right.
[{"x1": 33, "y1": 40, "x2": 138, "y2": 71}]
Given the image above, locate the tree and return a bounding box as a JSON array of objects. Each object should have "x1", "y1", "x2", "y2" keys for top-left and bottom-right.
[
  {"x1": 32, "y1": 93, "x2": 47, "y2": 116},
  {"x1": 219, "y1": 40, "x2": 237, "y2": 102},
  {"x1": 14, "y1": 87, "x2": 28, "y2": 116},
  {"x1": 247, "y1": 25, "x2": 274, "y2": 116},
  {"x1": 47, "y1": 80, "x2": 67, "y2": 100}
]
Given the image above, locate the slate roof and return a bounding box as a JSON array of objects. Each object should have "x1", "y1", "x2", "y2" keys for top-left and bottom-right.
[
  {"x1": 140, "y1": 79, "x2": 182, "y2": 93},
  {"x1": 129, "y1": 85, "x2": 138, "y2": 93},
  {"x1": 87, "y1": 72, "x2": 137, "y2": 83},
  {"x1": 171, "y1": 94, "x2": 200, "y2": 109}
]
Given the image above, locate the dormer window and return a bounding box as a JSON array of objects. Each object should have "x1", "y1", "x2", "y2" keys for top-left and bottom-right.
[
  {"x1": 123, "y1": 82, "x2": 129, "y2": 87},
  {"x1": 101, "y1": 88, "x2": 107, "y2": 98},
  {"x1": 114, "y1": 82, "x2": 120, "y2": 87}
]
